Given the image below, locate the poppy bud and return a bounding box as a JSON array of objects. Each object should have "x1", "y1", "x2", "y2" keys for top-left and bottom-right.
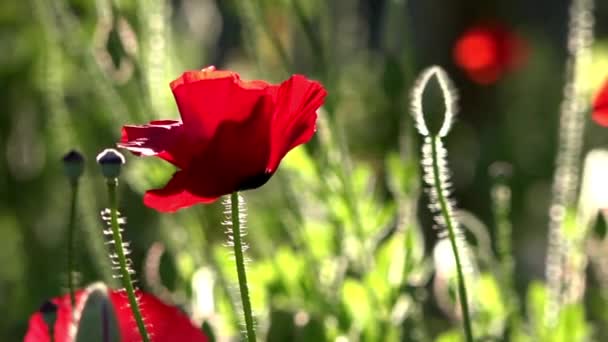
[
  {"x1": 39, "y1": 300, "x2": 58, "y2": 331},
  {"x1": 74, "y1": 284, "x2": 120, "y2": 342},
  {"x1": 411, "y1": 66, "x2": 457, "y2": 137},
  {"x1": 96, "y1": 149, "x2": 125, "y2": 179},
  {"x1": 62, "y1": 150, "x2": 85, "y2": 183}
]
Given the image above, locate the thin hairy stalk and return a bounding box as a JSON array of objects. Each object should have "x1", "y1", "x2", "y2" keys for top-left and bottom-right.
[
  {"x1": 137, "y1": 0, "x2": 173, "y2": 118},
  {"x1": 195, "y1": 210, "x2": 242, "y2": 327},
  {"x1": 106, "y1": 180, "x2": 150, "y2": 342},
  {"x1": 229, "y1": 192, "x2": 256, "y2": 342},
  {"x1": 67, "y1": 181, "x2": 79, "y2": 311},
  {"x1": 493, "y1": 185, "x2": 514, "y2": 283},
  {"x1": 490, "y1": 165, "x2": 520, "y2": 333},
  {"x1": 545, "y1": 0, "x2": 594, "y2": 323},
  {"x1": 411, "y1": 66, "x2": 474, "y2": 340},
  {"x1": 430, "y1": 137, "x2": 473, "y2": 342}
]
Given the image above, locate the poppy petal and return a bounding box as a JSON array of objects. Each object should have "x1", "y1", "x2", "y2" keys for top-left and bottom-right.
[
  {"x1": 109, "y1": 291, "x2": 207, "y2": 342},
  {"x1": 24, "y1": 293, "x2": 83, "y2": 342},
  {"x1": 24, "y1": 287, "x2": 207, "y2": 342},
  {"x1": 166, "y1": 110, "x2": 273, "y2": 207},
  {"x1": 121, "y1": 69, "x2": 326, "y2": 212},
  {"x1": 267, "y1": 75, "x2": 327, "y2": 172},
  {"x1": 593, "y1": 79, "x2": 608, "y2": 127},
  {"x1": 171, "y1": 69, "x2": 271, "y2": 141},
  {"x1": 144, "y1": 170, "x2": 218, "y2": 213},
  {"x1": 118, "y1": 120, "x2": 192, "y2": 169}
]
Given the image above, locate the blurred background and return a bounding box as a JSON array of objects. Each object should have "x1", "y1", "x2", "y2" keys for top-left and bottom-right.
[{"x1": 2, "y1": 0, "x2": 608, "y2": 340}]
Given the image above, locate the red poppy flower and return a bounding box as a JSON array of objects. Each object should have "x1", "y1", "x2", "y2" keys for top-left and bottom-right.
[
  {"x1": 118, "y1": 66, "x2": 326, "y2": 212},
  {"x1": 593, "y1": 79, "x2": 608, "y2": 126},
  {"x1": 453, "y1": 23, "x2": 527, "y2": 84},
  {"x1": 24, "y1": 285, "x2": 208, "y2": 342}
]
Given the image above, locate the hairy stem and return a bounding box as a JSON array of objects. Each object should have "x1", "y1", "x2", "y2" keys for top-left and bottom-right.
[
  {"x1": 230, "y1": 192, "x2": 256, "y2": 342},
  {"x1": 106, "y1": 179, "x2": 150, "y2": 342},
  {"x1": 67, "y1": 180, "x2": 79, "y2": 312},
  {"x1": 430, "y1": 137, "x2": 473, "y2": 342}
]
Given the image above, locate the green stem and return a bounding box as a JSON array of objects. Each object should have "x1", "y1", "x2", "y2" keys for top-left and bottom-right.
[
  {"x1": 106, "y1": 179, "x2": 150, "y2": 342},
  {"x1": 67, "y1": 180, "x2": 79, "y2": 312},
  {"x1": 230, "y1": 192, "x2": 256, "y2": 342},
  {"x1": 430, "y1": 137, "x2": 473, "y2": 342}
]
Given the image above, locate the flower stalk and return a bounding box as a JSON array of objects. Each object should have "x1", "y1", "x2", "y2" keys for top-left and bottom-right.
[
  {"x1": 105, "y1": 179, "x2": 150, "y2": 342},
  {"x1": 66, "y1": 181, "x2": 79, "y2": 311},
  {"x1": 63, "y1": 149, "x2": 84, "y2": 312},
  {"x1": 97, "y1": 149, "x2": 150, "y2": 342},
  {"x1": 545, "y1": 0, "x2": 595, "y2": 323},
  {"x1": 429, "y1": 137, "x2": 473, "y2": 342},
  {"x1": 230, "y1": 192, "x2": 256, "y2": 342},
  {"x1": 411, "y1": 66, "x2": 474, "y2": 341}
]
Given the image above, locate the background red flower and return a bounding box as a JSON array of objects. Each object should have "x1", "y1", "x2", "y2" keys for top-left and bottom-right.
[
  {"x1": 24, "y1": 287, "x2": 208, "y2": 342},
  {"x1": 453, "y1": 22, "x2": 527, "y2": 84},
  {"x1": 593, "y1": 79, "x2": 608, "y2": 126},
  {"x1": 119, "y1": 66, "x2": 327, "y2": 212}
]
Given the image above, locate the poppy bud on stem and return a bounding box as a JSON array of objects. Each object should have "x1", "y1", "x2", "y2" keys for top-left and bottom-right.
[
  {"x1": 412, "y1": 66, "x2": 474, "y2": 342},
  {"x1": 62, "y1": 150, "x2": 84, "y2": 313},
  {"x1": 96, "y1": 149, "x2": 151, "y2": 342}
]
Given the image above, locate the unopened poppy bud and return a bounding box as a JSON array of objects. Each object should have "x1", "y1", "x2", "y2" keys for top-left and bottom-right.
[
  {"x1": 75, "y1": 284, "x2": 120, "y2": 342},
  {"x1": 39, "y1": 300, "x2": 58, "y2": 330},
  {"x1": 62, "y1": 149, "x2": 85, "y2": 182},
  {"x1": 411, "y1": 66, "x2": 457, "y2": 137},
  {"x1": 96, "y1": 149, "x2": 125, "y2": 179}
]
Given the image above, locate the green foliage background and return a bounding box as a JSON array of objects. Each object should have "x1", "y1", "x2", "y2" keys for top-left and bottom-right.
[{"x1": 2, "y1": 0, "x2": 608, "y2": 340}]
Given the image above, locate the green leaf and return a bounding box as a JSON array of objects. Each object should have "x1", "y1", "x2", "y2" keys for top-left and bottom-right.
[
  {"x1": 474, "y1": 273, "x2": 507, "y2": 337},
  {"x1": 435, "y1": 329, "x2": 463, "y2": 342}
]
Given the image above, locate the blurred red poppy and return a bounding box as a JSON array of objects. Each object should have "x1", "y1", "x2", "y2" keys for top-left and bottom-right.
[
  {"x1": 593, "y1": 79, "x2": 608, "y2": 126},
  {"x1": 24, "y1": 286, "x2": 207, "y2": 342},
  {"x1": 119, "y1": 66, "x2": 326, "y2": 212},
  {"x1": 453, "y1": 23, "x2": 527, "y2": 84}
]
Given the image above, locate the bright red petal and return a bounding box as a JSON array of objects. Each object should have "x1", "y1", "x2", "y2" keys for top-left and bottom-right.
[
  {"x1": 144, "y1": 106, "x2": 275, "y2": 212},
  {"x1": 266, "y1": 75, "x2": 327, "y2": 172},
  {"x1": 118, "y1": 120, "x2": 192, "y2": 169},
  {"x1": 24, "y1": 289, "x2": 207, "y2": 342},
  {"x1": 593, "y1": 80, "x2": 608, "y2": 127},
  {"x1": 24, "y1": 291, "x2": 86, "y2": 342},
  {"x1": 170, "y1": 69, "x2": 271, "y2": 142},
  {"x1": 109, "y1": 290, "x2": 207, "y2": 342},
  {"x1": 143, "y1": 170, "x2": 218, "y2": 213},
  {"x1": 123, "y1": 69, "x2": 326, "y2": 212}
]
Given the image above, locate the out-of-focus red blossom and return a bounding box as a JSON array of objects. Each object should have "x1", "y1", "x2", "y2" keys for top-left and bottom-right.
[
  {"x1": 592, "y1": 79, "x2": 608, "y2": 126},
  {"x1": 24, "y1": 288, "x2": 207, "y2": 342},
  {"x1": 118, "y1": 66, "x2": 327, "y2": 212},
  {"x1": 453, "y1": 23, "x2": 527, "y2": 84}
]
